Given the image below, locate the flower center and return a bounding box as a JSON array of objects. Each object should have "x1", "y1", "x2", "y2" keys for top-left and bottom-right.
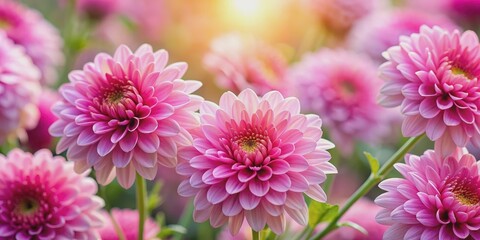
[
  {"x1": 451, "y1": 66, "x2": 473, "y2": 80},
  {"x1": 15, "y1": 197, "x2": 40, "y2": 216},
  {"x1": 0, "y1": 19, "x2": 10, "y2": 29},
  {"x1": 450, "y1": 178, "x2": 480, "y2": 206},
  {"x1": 240, "y1": 137, "x2": 259, "y2": 153},
  {"x1": 339, "y1": 80, "x2": 357, "y2": 97}
]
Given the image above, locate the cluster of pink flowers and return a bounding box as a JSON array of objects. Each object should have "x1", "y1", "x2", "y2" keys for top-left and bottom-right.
[{"x1": 98, "y1": 208, "x2": 160, "y2": 240}]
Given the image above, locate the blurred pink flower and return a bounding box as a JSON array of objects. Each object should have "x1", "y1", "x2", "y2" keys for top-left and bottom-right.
[
  {"x1": 325, "y1": 198, "x2": 387, "y2": 240},
  {"x1": 376, "y1": 148, "x2": 480, "y2": 239},
  {"x1": 177, "y1": 89, "x2": 336, "y2": 235},
  {"x1": 0, "y1": 32, "x2": 41, "y2": 145},
  {"x1": 76, "y1": 0, "x2": 121, "y2": 20},
  {"x1": 49, "y1": 44, "x2": 203, "y2": 189},
  {"x1": 99, "y1": 209, "x2": 160, "y2": 240},
  {"x1": 119, "y1": 0, "x2": 167, "y2": 42},
  {"x1": 447, "y1": 0, "x2": 480, "y2": 25},
  {"x1": 378, "y1": 26, "x2": 480, "y2": 156},
  {"x1": 0, "y1": 148, "x2": 104, "y2": 239},
  {"x1": 204, "y1": 33, "x2": 288, "y2": 95},
  {"x1": 348, "y1": 9, "x2": 457, "y2": 63},
  {"x1": 0, "y1": 0, "x2": 63, "y2": 85},
  {"x1": 26, "y1": 89, "x2": 60, "y2": 151},
  {"x1": 289, "y1": 49, "x2": 396, "y2": 155},
  {"x1": 302, "y1": 0, "x2": 377, "y2": 33}
]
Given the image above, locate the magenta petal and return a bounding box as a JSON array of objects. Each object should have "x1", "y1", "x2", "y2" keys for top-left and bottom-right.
[
  {"x1": 269, "y1": 174, "x2": 291, "y2": 192},
  {"x1": 238, "y1": 169, "x2": 257, "y2": 182},
  {"x1": 157, "y1": 119, "x2": 180, "y2": 136},
  {"x1": 119, "y1": 131, "x2": 138, "y2": 152},
  {"x1": 239, "y1": 191, "x2": 261, "y2": 210},
  {"x1": 268, "y1": 160, "x2": 290, "y2": 174},
  {"x1": 212, "y1": 165, "x2": 236, "y2": 178},
  {"x1": 257, "y1": 166, "x2": 273, "y2": 181},
  {"x1": 77, "y1": 129, "x2": 101, "y2": 146},
  {"x1": 222, "y1": 196, "x2": 242, "y2": 216},
  {"x1": 137, "y1": 134, "x2": 160, "y2": 153},
  {"x1": 138, "y1": 117, "x2": 158, "y2": 133},
  {"x1": 97, "y1": 136, "x2": 116, "y2": 156},
  {"x1": 134, "y1": 150, "x2": 157, "y2": 168},
  {"x1": 249, "y1": 179, "x2": 269, "y2": 197},
  {"x1": 112, "y1": 150, "x2": 133, "y2": 168},
  {"x1": 207, "y1": 184, "x2": 229, "y2": 204},
  {"x1": 226, "y1": 176, "x2": 247, "y2": 194}
]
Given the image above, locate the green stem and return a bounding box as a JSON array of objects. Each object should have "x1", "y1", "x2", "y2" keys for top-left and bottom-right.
[
  {"x1": 311, "y1": 135, "x2": 424, "y2": 240},
  {"x1": 136, "y1": 174, "x2": 147, "y2": 240},
  {"x1": 252, "y1": 229, "x2": 260, "y2": 240}
]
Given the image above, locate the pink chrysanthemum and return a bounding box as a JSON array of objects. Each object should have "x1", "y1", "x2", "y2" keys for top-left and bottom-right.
[
  {"x1": 379, "y1": 26, "x2": 480, "y2": 156},
  {"x1": 76, "y1": 0, "x2": 120, "y2": 20},
  {"x1": 26, "y1": 89, "x2": 60, "y2": 151},
  {"x1": 0, "y1": 148, "x2": 104, "y2": 239},
  {"x1": 348, "y1": 10, "x2": 457, "y2": 63},
  {"x1": 0, "y1": 0, "x2": 63, "y2": 85},
  {"x1": 177, "y1": 89, "x2": 337, "y2": 235},
  {"x1": 375, "y1": 149, "x2": 480, "y2": 239},
  {"x1": 0, "y1": 32, "x2": 41, "y2": 145},
  {"x1": 49, "y1": 44, "x2": 203, "y2": 189},
  {"x1": 289, "y1": 49, "x2": 396, "y2": 154},
  {"x1": 98, "y1": 209, "x2": 160, "y2": 240},
  {"x1": 204, "y1": 33, "x2": 288, "y2": 96}
]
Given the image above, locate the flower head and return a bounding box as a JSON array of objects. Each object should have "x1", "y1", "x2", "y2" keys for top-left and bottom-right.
[
  {"x1": 348, "y1": 10, "x2": 456, "y2": 63},
  {"x1": 0, "y1": 148, "x2": 104, "y2": 239},
  {"x1": 376, "y1": 149, "x2": 480, "y2": 239},
  {"x1": 76, "y1": 0, "x2": 121, "y2": 20},
  {"x1": 379, "y1": 26, "x2": 480, "y2": 156},
  {"x1": 204, "y1": 33, "x2": 288, "y2": 95},
  {"x1": 289, "y1": 49, "x2": 396, "y2": 154},
  {"x1": 49, "y1": 44, "x2": 203, "y2": 188},
  {"x1": 0, "y1": 32, "x2": 41, "y2": 145},
  {"x1": 177, "y1": 89, "x2": 336, "y2": 235},
  {"x1": 98, "y1": 208, "x2": 160, "y2": 240},
  {"x1": 0, "y1": 0, "x2": 63, "y2": 85}
]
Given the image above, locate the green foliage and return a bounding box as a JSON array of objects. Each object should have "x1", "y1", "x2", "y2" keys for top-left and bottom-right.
[
  {"x1": 308, "y1": 201, "x2": 339, "y2": 228},
  {"x1": 363, "y1": 151, "x2": 380, "y2": 176}
]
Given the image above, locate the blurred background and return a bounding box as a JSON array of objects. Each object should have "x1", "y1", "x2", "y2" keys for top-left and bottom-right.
[{"x1": 11, "y1": 0, "x2": 480, "y2": 238}]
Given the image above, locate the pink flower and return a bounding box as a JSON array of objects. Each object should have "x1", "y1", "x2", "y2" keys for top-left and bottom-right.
[
  {"x1": 0, "y1": 32, "x2": 41, "y2": 145},
  {"x1": 447, "y1": 0, "x2": 480, "y2": 25},
  {"x1": 375, "y1": 148, "x2": 480, "y2": 239},
  {"x1": 348, "y1": 9, "x2": 457, "y2": 63},
  {"x1": 325, "y1": 199, "x2": 387, "y2": 240},
  {"x1": 378, "y1": 26, "x2": 480, "y2": 156},
  {"x1": 0, "y1": 0, "x2": 63, "y2": 85},
  {"x1": 0, "y1": 148, "x2": 104, "y2": 239},
  {"x1": 99, "y1": 208, "x2": 160, "y2": 240},
  {"x1": 289, "y1": 49, "x2": 396, "y2": 155},
  {"x1": 26, "y1": 89, "x2": 60, "y2": 151},
  {"x1": 49, "y1": 44, "x2": 203, "y2": 189},
  {"x1": 204, "y1": 33, "x2": 288, "y2": 95},
  {"x1": 177, "y1": 89, "x2": 337, "y2": 235},
  {"x1": 76, "y1": 0, "x2": 121, "y2": 20}
]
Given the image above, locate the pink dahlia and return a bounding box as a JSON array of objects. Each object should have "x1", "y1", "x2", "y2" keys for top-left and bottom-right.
[
  {"x1": 348, "y1": 9, "x2": 457, "y2": 63},
  {"x1": 99, "y1": 208, "x2": 160, "y2": 240},
  {"x1": 376, "y1": 148, "x2": 480, "y2": 239},
  {"x1": 26, "y1": 89, "x2": 60, "y2": 151},
  {"x1": 0, "y1": 0, "x2": 63, "y2": 85},
  {"x1": 177, "y1": 89, "x2": 337, "y2": 235},
  {"x1": 325, "y1": 198, "x2": 387, "y2": 240},
  {"x1": 0, "y1": 148, "x2": 104, "y2": 239},
  {"x1": 49, "y1": 44, "x2": 203, "y2": 188},
  {"x1": 203, "y1": 33, "x2": 288, "y2": 96},
  {"x1": 379, "y1": 26, "x2": 480, "y2": 156},
  {"x1": 0, "y1": 32, "x2": 41, "y2": 145},
  {"x1": 288, "y1": 49, "x2": 396, "y2": 154}
]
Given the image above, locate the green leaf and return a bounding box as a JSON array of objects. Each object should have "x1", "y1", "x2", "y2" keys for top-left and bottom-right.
[
  {"x1": 338, "y1": 221, "x2": 368, "y2": 236},
  {"x1": 147, "y1": 181, "x2": 164, "y2": 212},
  {"x1": 308, "y1": 201, "x2": 339, "y2": 228},
  {"x1": 364, "y1": 151, "x2": 380, "y2": 175}
]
